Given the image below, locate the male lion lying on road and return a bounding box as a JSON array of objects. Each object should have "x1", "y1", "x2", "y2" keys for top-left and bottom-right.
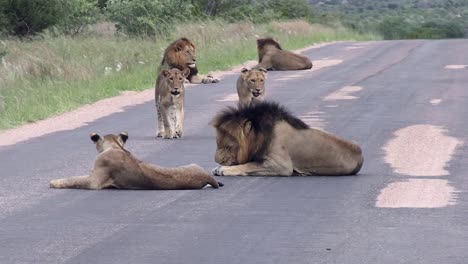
[
  {"x1": 50, "y1": 132, "x2": 222, "y2": 190},
  {"x1": 255, "y1": 38, "x2": 313, "y2": 71},
  {"x1": 159, "y1": 37, "x2": 219, "y2": 84},
  {"x1": 211, "y1": 101, "x2": 363, "y2": 176}
]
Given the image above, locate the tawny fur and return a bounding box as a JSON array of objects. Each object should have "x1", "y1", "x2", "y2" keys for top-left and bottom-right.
[
  {"x1": 255, "y1": 38, "x2": 313, "y2": 71},
  {"x1": 49, "y1": 133, "x2": 222, "y2": 190},
  {"x1": 155, "y1": 68, "x2": 188, "y2": 139},
  {"x1": 237, "y1": 68, "x2": 267, "y2": 108},
  {"x1": 159, "y1": 37, "x2": 219, "y2": 84},
  {"x1": 211, "y1": 101, "x2": 363, "y2": 176}
]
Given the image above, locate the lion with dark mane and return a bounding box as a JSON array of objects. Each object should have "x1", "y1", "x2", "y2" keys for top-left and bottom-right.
[
  {"x1": 255, "y1": 38, "x2": 313, "y2": 71},
  {"x1": 211, "y1": 101, "x2": 363, "y2": 176},
  {"x1": 159, "y1": 37, "x2": 219, "y2": 84}
]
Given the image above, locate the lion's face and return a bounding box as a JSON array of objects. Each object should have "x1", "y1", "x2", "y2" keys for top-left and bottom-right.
[
  {"x1": 213, "y1": 120, "x2": 256, "y2": 166},
  {"x1": 161, "y1": 68, "x2": 190, "y2": 96},
  {"x1": 241, "y1": 68, "x2": 267, "y2": 98},
  {"x1": 176, "y1": 43, "x2": 196, "y2": 69},
  {"x1": 214, "y1": 129, "x2": 240, "y2": 166},
  {"x1": 90, "y1": 132, "x2": 128, "y2": 153}
]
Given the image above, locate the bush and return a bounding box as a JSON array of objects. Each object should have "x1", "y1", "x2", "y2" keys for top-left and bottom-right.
[
  {"x1": 106, "y1": 0, "x2": 195, "y2": 37},
  {"x1": 58, "y1": 0, "x2": 101, "y2": 36},
  {"x1": 0, "y1": 0, "x2": 62, "y2": 36}
]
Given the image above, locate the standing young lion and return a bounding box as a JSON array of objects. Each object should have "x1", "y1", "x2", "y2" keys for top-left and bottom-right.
[
  {"x1": 255, "y1": 38, "x2": 313, "y2": 71},
  {"x1": 237, "y1": 67, "x2": 267, "y2": 108},
  {"x1": 159, "y1": 37, "x2": 219, "y2": 84},
  {"x1": 211, "y1": 101, "x2": 363, "y2": 176},
  {"x1": 155, "y1": 68, "x2": 188, "y2": 139},
  {"x1": 49, "y1": 132, "x2": 223, "y2": 190}
]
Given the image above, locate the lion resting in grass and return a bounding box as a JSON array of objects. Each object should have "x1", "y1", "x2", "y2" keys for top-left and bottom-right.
[
  {"x1": 155, "y1": 68, "x2": 189, "y2": 139},
  {"x1": 211, "y1": 101, "x2": 363, "y2": 176},
  {"x1": 255, "y1": 38, "x2": 313, "y2": 71},
  {"x1": 50, "y1": 132, "x2": 222, "y2": 190},
  {"x1": 237, "y1": 67, "x2": 267, "y2": 108},
  {"x1": 159, "y1": 37, "x2": 219, "y2": 84}
]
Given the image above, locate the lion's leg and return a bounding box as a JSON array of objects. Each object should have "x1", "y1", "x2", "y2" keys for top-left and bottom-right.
[
  {"x1": 50, "y1": 168, "x2": 111, "y2": 189},
  {"x1": 212, "y1": 158, "x2": 293, "y2": 176},
  {"x1": 160, "y1": 106, "x2": 176, "y2": 139},
  {"x1": 175, "y1": 108, "x2": 184, "y2": 138},
  {"x1": 50, "y1": 175, "x2": 95, "y2": 189},
  {"x1": 189, "y1": 74, "x2": 219, "y2": 84},
  {"x1": 156, "y1": 104, "x2": 165, "y2": 137}
]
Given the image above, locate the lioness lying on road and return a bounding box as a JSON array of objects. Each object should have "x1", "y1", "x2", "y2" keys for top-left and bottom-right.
[
  {"x1": 50, "y1": 132, "x2": 222, "y2": 190},
  {"x1": 211, "y1": 101, "x2": 363, "y2": 176},
  {"x1": 237, "y1": 67, "x2": 267, "y2": 108},
  {"x1": 255, "y1": 38, "x2": 313, "y2": 71}
]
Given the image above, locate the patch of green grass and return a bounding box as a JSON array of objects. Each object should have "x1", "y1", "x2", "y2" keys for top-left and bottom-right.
[{"x1": 0, "y1": 20, "x2": 381, "y2": 130}]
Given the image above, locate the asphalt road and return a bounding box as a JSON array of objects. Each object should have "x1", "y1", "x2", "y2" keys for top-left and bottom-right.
[{"x1": 1, "y1": 40, "x2": 468, "y2": 264}]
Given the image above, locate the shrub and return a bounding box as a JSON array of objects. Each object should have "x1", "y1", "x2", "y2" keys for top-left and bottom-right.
[
  {"x1": 106, "y1": 0, "x2": 195, "y2": 37},
  {"x1": 0, "y1": 0, "x2": 62, "y2": 36}
]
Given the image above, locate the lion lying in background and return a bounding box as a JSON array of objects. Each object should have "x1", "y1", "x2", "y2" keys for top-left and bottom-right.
[
  {"x1": 211, "y1": 101, "x2": 363, "y2": 176},
  {"x1": 159, "y1": 37, "x2": 219, "y2": 84},
  {"x1": 237, "y1": 67, "x2": 267, "y2": 108},
  {"x1": 50, "y1": 132, "x2": 222, "y2": 190},
  {"x1": 255, "y1": 38, "x2": 313, "y2": 71}
]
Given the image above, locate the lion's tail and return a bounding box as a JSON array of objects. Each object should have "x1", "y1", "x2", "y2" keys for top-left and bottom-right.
[{"x1": 207, "y1": 177, "x2": 224, "y2": 189}]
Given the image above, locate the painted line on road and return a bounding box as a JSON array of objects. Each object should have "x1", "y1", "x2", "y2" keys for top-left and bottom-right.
[
  {"x1": 376, "y1": 179, "x2": 458, "y2": 208},
  {"x1": 323, "y1": 86, "x2": 363, "y2": 101},
  {"x1": 383, "y1": 124, "x2": 462, "y2": 176},
  {"x1": 376, "y1": 124, "x2": 463, "y2": 208},
  {"x1": 444, "y1": 65, "x2": 467, "y2": 69},
  {"x1": 217, "y1": 93, "x2": 238, "y2": 102}
]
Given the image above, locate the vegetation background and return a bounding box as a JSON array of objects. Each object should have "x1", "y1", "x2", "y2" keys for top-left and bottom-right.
[{"x1": 0, "y1": 0, "x2": 465, "y2": 130}]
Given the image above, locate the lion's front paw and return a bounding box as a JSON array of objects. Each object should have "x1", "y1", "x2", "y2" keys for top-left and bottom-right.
[
  {"x1": 156, "y1": 131, "x2": 163, "y2": 138},
  {"x1": 162, "y1": 132, "x2": 178, "y2": 139},
  {"x1": 203, "y1": 75, "x2": 219, "y2": 84},
  {"x1": 175, "y1": 130, "x2": 183, "y2": 138},
  {"x1": 212, "y1": 166, "x2": 225, "y2": 176}
]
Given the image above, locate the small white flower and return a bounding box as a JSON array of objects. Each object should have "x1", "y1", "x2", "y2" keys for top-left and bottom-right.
[
  {"x1": 116, "y1": 62, "x2": 122, "y2": 72},
  {"x1": 104, "y1": 66, "x2": 112, "y2": 75},
  {"x1": 138, "y1": 61, "x2": 145, "y2": 65}
]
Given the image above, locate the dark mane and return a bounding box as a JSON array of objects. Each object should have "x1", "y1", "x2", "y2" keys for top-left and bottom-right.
[
  {"x1": 257, "y1": 38, "x2": 283, "y2": 50},
  {"x1": 256, "y1": 38, "x2": 282, "y2": 63},
  {"x1": 212, "y1": 101, "x2": 308, "y2": 161},
  {"x1": 160, "y1": 37, "x2": 198, "y2": 78}
]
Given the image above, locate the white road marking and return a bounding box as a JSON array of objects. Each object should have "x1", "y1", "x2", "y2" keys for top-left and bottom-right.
[
  {"x1": 217, "y1": 93, "x2": 238, "y2": 102},
  {"x1": 323, "y1": 86, "x2": 363, "y2": 101},
  {"x1": 430, "y1": 99, "x2": 442, "y2": 105},
  {"x1": 444, "y1": 65, "x2": 467, "y2": 69},
  {"x1": 345, "y1": 46, "x2": 363, "y2": 50},
  {"x1": 298, "y1": 111, "x2": 326, "y2": 129},
  {"x1": 383, "y1": 124, "x2": 463, "y2": 176},
  {"x1": 376, "y1": 179, "x2": 458, "y2": 208}
]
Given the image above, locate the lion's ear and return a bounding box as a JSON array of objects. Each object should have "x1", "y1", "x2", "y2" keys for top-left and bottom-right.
[
  {"x1": 175, "y1": 43, "x2": 183, "y2": 52},
  {"x1": 182, "y1": 68, "x2": 190, "y2": 78},
  {"x1": 162, "y1": 70, "x2": 171, "y2": 78},
  {"x1": 90, "y1": 133, "x2": 101, "y2": 143},
  {"x1": 241, "y1": 68, "x2": 249, "y2": 79},
  {"x1": 258, "y1": 68, "x2": 267, "y2": 74},
  {"x1": 119, "y1": 132, "x2": 128, "y2": 143}
]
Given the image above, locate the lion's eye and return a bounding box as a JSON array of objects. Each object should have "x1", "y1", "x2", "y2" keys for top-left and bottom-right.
[
  {"x1": 250, "y1": 79, "x2": 255, "y2": 82},
  {"x1": 179, "y1": 78, "x2": 183, "y2": 81},
  {"x1": 169, "y1": 77, "x2": 174, "y2": 81}
]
